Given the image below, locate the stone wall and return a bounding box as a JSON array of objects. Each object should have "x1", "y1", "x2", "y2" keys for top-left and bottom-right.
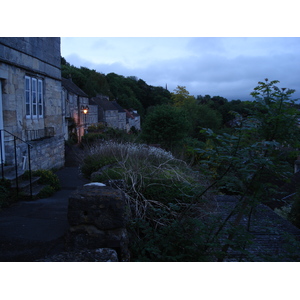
[
  {"x1": 29, "y1": 136, "x2": 65, "y2": 170},
  {"x1": 0, "y1": 37, "x2": 61, "y2": 76},
  {"x1": 0, "y1": 37, "x2": 64, "y2": 170},
  {"x1": 66, "y1": 184, "x2": 130, "y2": 262}
]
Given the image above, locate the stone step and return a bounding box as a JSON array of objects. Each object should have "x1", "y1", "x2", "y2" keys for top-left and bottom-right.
[
  {"x1": 0, "y1": 166, "x2": 26, "y2": 181},
  {"x1": 11, "y1": 176, "x2": 40, "y2": 189},
  {"x1": 21, "y1": 184, "x2": 47, "y2": 198}
]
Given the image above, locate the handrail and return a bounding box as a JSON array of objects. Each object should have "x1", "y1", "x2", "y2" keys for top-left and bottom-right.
[
  {"x1": 0, "y1": 128, "x2": 32, "y2": 144},
  {"x1": 0, "y1": 129, "x2": 33, "y2": 199}
]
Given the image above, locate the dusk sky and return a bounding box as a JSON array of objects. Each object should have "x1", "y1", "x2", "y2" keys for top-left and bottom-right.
[{"x1": 61, "y1": 37, "x2": 300, "y2": 101}]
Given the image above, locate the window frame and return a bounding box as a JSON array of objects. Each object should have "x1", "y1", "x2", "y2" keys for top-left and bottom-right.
[
  {"x1": 38, "y1": 79, "x2": 43, "y2": 118},
  {"x1": 31, "y1": 77, "x2": 37, "y2": 119},
  {"x1": 25, "y1": 76, "x2": 31, "y2": 118},
  {"x1": 25, "y1": 75, "x2": 44, "y2": 119}
]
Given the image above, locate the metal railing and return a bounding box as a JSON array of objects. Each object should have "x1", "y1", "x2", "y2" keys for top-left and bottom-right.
[
  {"x1": 25, "y1": 126, "x2": 54, "y2": 141},
  {"x1": 0, "y1": 129, "x2": 33, "y2": 199}
]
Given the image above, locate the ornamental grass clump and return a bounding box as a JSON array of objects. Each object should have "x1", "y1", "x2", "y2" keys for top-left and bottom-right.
[
  {"x1": 80, "y1": 141, "x2": 216, "y2": 261},
  {"x1": 80, "y1": 141, "x2": 208, "y2": 218}
]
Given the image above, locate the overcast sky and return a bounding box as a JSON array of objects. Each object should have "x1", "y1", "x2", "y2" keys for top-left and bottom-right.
[{"x1": 60, "y1": 37, "x2": 300, "y2": 101}]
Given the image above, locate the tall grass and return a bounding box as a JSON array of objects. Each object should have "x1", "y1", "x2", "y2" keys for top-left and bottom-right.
[{"x1": 79, "y1": 141, "x2": 218, "y2": 261}]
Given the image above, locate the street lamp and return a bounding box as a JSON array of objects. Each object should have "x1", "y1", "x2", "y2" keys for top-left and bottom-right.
[
  {"x1": 81, "y1": 105, "x2": 89, "y2": 115},
  {"x1": 81, "y1": 105, "x2": 89, "y2": 134}
]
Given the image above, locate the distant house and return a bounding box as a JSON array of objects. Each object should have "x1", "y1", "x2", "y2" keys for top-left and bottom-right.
[
  {"x1": 0, "y1": 37, "x2": 64, "y2": 171},
  {"x1": 124, "y1": 108, "x2": 141, "y2": 132},
  {"x1": 90, "y1": 96, "x2": 126, "y2": 130},
  {"x1": 111, "y1": 100, "x2": 126, "y2": 130},
  {"x1": 61, "y1": 77, "x2": 97, "y2": 142}
]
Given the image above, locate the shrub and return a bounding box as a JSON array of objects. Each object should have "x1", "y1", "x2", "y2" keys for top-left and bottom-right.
[
  {"x1": 23, "y1": 169, "x2": 60, "y2": 199},
  {"x1": 91, "y1": 167, "x2": 125, "y2": 182},
  {"x1": 37, "y1": 185, "x2": 56, "y2": 199},
  {"x1": 80, "y1": 133, "x2": 105, "y2": 147},
  {"x1": 31, "y1": 169, "x2": 61, "y2": 191},
  {"x1": 81, "y1": 154, "x2": 117, "y2": 178},
  {"x1": 128, "y1": 214, "x2": 219, "y2": 262}
]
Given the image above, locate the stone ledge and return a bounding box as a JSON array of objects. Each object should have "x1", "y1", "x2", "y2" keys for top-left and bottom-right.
[{"x1": 36, "y1": 248, "x2": 118, "y2": 262}]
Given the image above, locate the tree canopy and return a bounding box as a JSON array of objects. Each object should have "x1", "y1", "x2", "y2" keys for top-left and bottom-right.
[
  {"x1": 61, "y1": 58, "x2": 172, "y2": 118},
  {"x1": 141, "y1": 104, "x2": 189, "y2": 149}
]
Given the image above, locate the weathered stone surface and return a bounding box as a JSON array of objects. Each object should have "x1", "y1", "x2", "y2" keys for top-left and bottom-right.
[
  {"x1": 67, "y1": 185, "x2": 130, "y2": 261},
  {"x1": 36, "y1": 248, "x2": 118, "y2": 262},
  {"x1": 66, "y1": 227, "x2": 128, "y2": 257},
  {"x1": 103, "y1": 179, "x2": 127, "y2": 190},
  {"x1": 0, "y1": 38, "x2": 64, "y2": 171},
  {"x1": 68, "y1": 185, "x2": 127, "y2": 229}
]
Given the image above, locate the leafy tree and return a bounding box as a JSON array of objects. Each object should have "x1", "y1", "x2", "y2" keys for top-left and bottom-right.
[
  {"x1": 193, "y1": 104, "x2": 223, "y2": 137},
  {"x1": 251, "y1": 78, "x2": 300, "y2": 144},
  {"x1": 141, "y1": 104, "x2": 189, "y2": 149},
  {"x1": 61, "y1": 61, "x2": 110, "y2": 97},
  {"x1": 171, "y1": 86, "x2": 196, "y2": 107},
  {"x1": 193, "y1": 79, "x2": 300, "y2": 261}
]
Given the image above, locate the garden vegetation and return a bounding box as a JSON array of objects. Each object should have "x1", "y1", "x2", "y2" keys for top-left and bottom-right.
[{"x1": 79, "y1": 79, "x2": 300, "y2": 261}]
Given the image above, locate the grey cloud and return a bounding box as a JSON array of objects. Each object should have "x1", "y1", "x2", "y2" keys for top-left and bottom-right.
[{"x1": 64, "y1": 38, "x2": 300, "y2": 101}]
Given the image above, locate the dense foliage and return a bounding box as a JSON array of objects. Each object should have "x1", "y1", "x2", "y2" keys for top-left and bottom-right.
[
  {"x1": 61, "y1": 58, "x2": 172, "y2": 119},
  {"x1": 78, "y1": 77, "x2": 300, "y2": 261}
]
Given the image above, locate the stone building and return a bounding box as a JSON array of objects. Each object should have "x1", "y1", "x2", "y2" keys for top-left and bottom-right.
[
  {"x1": 111, "y1": 101, "x2": 126, "y2": 130},
  {"x1": 90, "y1": 96, "x2": 126, "y2": 130},
  {"x1": 124, "y1": 108, "x2": 141, "y2": 132},
  {"x1": 0, "y1": 37, "x2": 64, "y2": 171},
  {"x1": 62, "y1": 77, "x2": 97, "y2": 142}
]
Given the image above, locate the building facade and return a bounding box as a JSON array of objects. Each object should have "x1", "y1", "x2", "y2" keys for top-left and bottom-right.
[
  {"x1": 62, "y1": 77, "x2": 97, "y2": 142},
  {"x1": 0, "y1": 37, "x2": 64, "y2": 171}
]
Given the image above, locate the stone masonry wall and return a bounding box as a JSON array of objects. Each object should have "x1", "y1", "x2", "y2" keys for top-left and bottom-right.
[
  {"x1": 5, "y1": 135, "x2": 65, "y2": 171},
  {"x1": 0, "y1": 37, "x2": 61, "y2": 75},
  {"x1": 0, "y1": 37, "x2": 64, "y2": 170},
  {"x1": 66, "y1": 184, "x2": 130, "y2": 261}
]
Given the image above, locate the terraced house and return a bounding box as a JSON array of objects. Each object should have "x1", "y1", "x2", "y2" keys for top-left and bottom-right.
[
  {"x1": 62, "y1": 77, "x2": 98, "y2": 142},
  {"x1": 0, "y1": 37, "x2": 64, "y2": 173}
]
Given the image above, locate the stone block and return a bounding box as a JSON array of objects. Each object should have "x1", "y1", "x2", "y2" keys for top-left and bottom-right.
[
  {"x1": 67, "y1": 185, "x2": 130, "y2": 261},
  {"x1": 68, "y1": 185, "x2": 127, "y2": 229}
]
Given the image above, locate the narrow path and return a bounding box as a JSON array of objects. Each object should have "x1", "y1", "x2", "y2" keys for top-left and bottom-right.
[{"x1": 0, "y1": 146, "x2": 89, "y2": 261}]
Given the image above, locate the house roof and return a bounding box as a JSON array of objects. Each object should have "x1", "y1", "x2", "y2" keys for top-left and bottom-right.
[
  {"x1": 62, "y1": 77, "x2": 88, "y2": 98},
  {"x1": 124, "y1": 109, "x2": 134, "y2": 119},
  {"x1": 111, "y1": 101, "x2": 126, "y2": 113},
  {"x1": 91, "y1": 97, "x2": 125, "y2": 112}
]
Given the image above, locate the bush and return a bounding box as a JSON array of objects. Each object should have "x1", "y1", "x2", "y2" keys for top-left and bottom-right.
[
  {"x1": 128, "y1": 215, "x2": 215, "y2": 262},
  {"x1": 81, "y1": 154, "x2": 117, "y2": 178},
  {"x1": 37, "y1": 185, "x2": 56, "y2": 199},
  {"x1": 80, "y1": 133, "x2": 105, "y2": 147},
  {"x1": 23, "y1": 169, "x2": 60, "y2": 199},
  {"x1": 91, "y1": 167, "x2": 124, "y2": 182},
  {"x1": 142, "y1": 179, "x2": 201, "y2": 205},
  {"x1": 79, "y1": 141, "x2": 217, "y2": 261},
  {"x1": 31, "y1": 169, "x2": 60, "y2": 191}
]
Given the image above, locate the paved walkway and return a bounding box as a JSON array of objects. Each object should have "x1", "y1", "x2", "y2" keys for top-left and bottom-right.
[{"x1": 0, "y1": 166, "x2": 89, "y2": 261}]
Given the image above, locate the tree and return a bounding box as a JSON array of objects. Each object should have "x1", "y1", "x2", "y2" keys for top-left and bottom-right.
[
  {"x1": 171, "y1": 86, "x2": 196, "y2": 107},
  {"x1": 193, "y1": 105, "x2": 223, "y2": 137},
  {"x1": 251, "y1": 78, "x2": 300, "y2": 145},
  {"x1": 141, "y1": 104, "x2": 189, "y2": 149},
  {"x1": 194, "y1": 79, "x2": 300, "y2": 261}
]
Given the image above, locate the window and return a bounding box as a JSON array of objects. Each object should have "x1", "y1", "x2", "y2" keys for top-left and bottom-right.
[
  {"x1": 25, "y1": 76, "x2": 43, "y2": 118},
  {"x1": 38, "y1": 79, "x2": 43, "y2": 117}
]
